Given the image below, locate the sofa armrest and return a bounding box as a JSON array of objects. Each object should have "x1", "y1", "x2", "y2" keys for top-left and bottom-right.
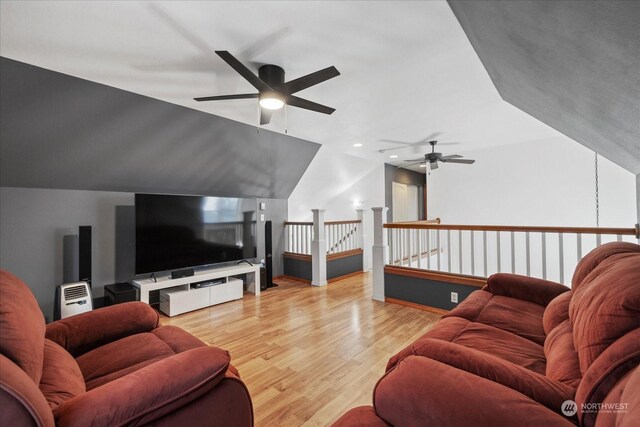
[
  {"x1": 54, "y1": 346, "x2": 230, "y2": 427},
  {"x1": 485, "y1": 273, "x2": 569, "y2": 306},
  {"x1": 412, "y1": 338, "x2": 575, "y2": 412},
  {"x1": 46, "y1": 302, "x2": 159, "y2": 357},
  {"x1": 374, "y1": 355, "x2": 575, "y2": 427}
]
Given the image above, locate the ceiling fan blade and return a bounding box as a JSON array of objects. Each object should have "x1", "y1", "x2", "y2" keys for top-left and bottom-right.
[
  {"x1": 194, "y1": 93, "x2": 259, "y2": 102},
  {"x1": 403, "y1": 158, "x2": 424, "y2": 162},
  {"x1": 277, "y1": 66, "x2": 340, "y2": 95},
  {"x1": 441, "y1": 154, "x2": 463, "y2": 159},
  {"x1": 215, "y1": 51, "x2": 271, "y2": 92},
  {"x1": 260, "y1": 108, "x2": 273, "y2": 125},
  {"x1": 430, "y1": 162, "x2": 439, "y2": 170},
  {"x1": 437, "y1": 142, "x2": 460, "y2": 146},
  {"x1": 445, "y1": 158, "x2": 475, "y2": 164},
  {"x1": 286, "y1": 96, "x2": 335, "y2": 114}
]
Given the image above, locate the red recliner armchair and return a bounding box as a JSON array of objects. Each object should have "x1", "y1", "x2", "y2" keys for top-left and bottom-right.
[{"x1": 0, "y1": 270, "x2": 253, "y2": 426}]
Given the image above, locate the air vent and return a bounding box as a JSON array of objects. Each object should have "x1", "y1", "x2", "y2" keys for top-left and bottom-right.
[{"x1": 64, "y1": 285, "x2": 88, "y2": 300}]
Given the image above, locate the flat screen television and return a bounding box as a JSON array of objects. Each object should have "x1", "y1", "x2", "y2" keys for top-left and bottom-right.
[{"x1": 135, "y1": 194, "x2": 257, "y2": 275}]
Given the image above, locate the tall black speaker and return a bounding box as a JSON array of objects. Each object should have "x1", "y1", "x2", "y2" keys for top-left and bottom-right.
[
  {"x1": 79, "y1": 225, "x2": 92, "y2": 288},
  {"x1": 264, "y1": 220, "x2": 275, "y2": 288}
]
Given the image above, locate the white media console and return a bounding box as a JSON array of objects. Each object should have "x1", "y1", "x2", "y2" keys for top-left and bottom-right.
[{"x1": 132, "y1": 264, "x2": 260, "y2": 317}]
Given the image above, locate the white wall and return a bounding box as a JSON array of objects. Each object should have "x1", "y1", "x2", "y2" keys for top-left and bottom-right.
[
  {"x1": 288, "y1": 145, "x2": 386, "y2": 271},
  {"x1": 320, "y1": 166, "x2": 386, "y2": 271},
  {"x1": 425, "y1": 136, "x2": 636, "y2": 285},
  {"x1": 288, "y1": 145, "x2": 380, "y2": 221},
  {"x1": 428, "y1": 137, "x2": 636, "y2": 227}
]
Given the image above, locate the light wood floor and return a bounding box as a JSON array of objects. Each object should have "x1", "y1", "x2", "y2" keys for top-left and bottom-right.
[{"x1": 160, "y1": 272, "x2": 440, "y2": 426}]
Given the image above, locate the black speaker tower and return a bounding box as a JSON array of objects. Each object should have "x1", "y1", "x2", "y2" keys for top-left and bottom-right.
[
  {"x1": 265, "y1": 220, "x2": 275, "y2": 288},
  {"x1": 79, "y1": 226, "x2": 92, "y2": 288}
]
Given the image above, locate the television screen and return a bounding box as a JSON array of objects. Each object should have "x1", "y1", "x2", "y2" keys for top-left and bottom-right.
[{"x1": 135, "y1": 194, "x2": 257, "y2": 275}]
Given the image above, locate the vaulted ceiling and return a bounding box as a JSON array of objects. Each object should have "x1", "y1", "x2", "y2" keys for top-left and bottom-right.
[
  {"x1": 0, "y1": 0, "x2": 565, "y2": 171},
  {"x1": 449, "y1": 0, "x2": 640, "y2": 174}
]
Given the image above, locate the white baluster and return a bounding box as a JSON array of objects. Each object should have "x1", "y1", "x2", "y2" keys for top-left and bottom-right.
[
  {"x1": 510, "y1": 231, "x2": 515, "y2": 273},
  {"x1": 447, "y1": 230, "x2": 452, "y2": 273},
  {"x1": 496, "y1": 231, "x2": 501, "y2": 273},
  {"x1": 542, "y1": 232, "x2": 547, "y2": 279},
  {"x1": 470, "y1": 231, "x2": 475, "y2": 276},
  {"x1": 526, "y1": 232, "x2": 531, "y2": 276},
  {"x1": 458, "y1": 230, "x2": 463, "y2": 274},
  {"x1": 483, "y1": 230, "x2": 488, "y2": 277},
  {"x1": 558, "y1": 233, "x2": 564, "y2": 284},
  {"x1": 577, "y1": 233, "x2": 582, "y2": 260},
  {"x1": 437, "y1": 230, "x2": 441, "y2": 271}
]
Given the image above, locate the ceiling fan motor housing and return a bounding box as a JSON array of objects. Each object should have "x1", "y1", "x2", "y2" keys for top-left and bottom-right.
[{"x1": 258, "y1": 64, "x2": 285, "y2": 87}]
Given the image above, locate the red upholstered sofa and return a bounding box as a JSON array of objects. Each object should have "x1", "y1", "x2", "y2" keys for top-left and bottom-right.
[
  {"x1": 0, "y1": 270, "x2": 253, "y2": 426},
  {"x1": 333, "y1": 242, "x2": 640, "y2": 426}
]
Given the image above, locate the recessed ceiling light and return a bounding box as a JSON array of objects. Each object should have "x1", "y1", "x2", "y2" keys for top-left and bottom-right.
[
  {"x1": 389, "y1": 155, "x2": 398, "y2": 159},
  {"x1": 353, "y1": 143, "x2": 363, "y2": 147},
  {"x1": 419, "y1": 164, "x2": 427, "y2": 168}
]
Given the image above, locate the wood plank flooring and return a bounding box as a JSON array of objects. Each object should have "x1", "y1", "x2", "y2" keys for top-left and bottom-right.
[{"x1": 160, "y1": 272, "x2": 440, "y2": 426}]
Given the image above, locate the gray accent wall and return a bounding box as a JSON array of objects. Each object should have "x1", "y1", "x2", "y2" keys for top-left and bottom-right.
[
  {"x1": 384, "y1": 272, "x2": 478, "y2": 311},
  {"x1": 384, "y1": 163, "x2": 425, "y2": 222},
  {"x1": 0, "y1": 58, "x2": 313, "y2": 319},
  {"x1": 448, "y1": 1, "x2": 640, "y2": 174},
  {"x1": 0, "y1": 187, "x2": 133, "y2": 321},
  {"x1": 0, "y1": 57, "x2": 320, "y2": 198}
]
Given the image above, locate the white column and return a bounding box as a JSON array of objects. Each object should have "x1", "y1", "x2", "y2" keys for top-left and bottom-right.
[
  {"x1": 311, "y1": 209, "x2": 328, "y2": 286},
  {"x1": 371, "y1": 207, "x2": 388, "y2": 302}
]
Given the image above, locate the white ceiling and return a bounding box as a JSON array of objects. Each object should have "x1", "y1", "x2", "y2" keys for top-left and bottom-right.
[{"x1": 0, "y1": 0, "x2": 564, "y2": 171}]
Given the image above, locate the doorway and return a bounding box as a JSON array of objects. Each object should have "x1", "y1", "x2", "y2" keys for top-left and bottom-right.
[{"x1": 392, "y1": 182, "x2": 419, "y2": 222}]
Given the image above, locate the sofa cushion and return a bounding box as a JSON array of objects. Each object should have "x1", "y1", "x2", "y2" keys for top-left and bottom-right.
[
  {"x1": 544, "y1": 319, "x2": 581, "y2": 388},
  {"x1": 0, "y1": 270, "x2": 46, "y2": 384},
  {"x1": 151, "y1": 325, "x2": 206, "y2": 353},
  {"x1": 616, "y1": 365, "x2": 640, "y2": 427},
  {"x1": 443, "y1": 290, "x2": 493, "y2": 321},
  {"x1": 451, "y1": 321, "x2": 546, "y2": 374},
  {"x1": 575, "y1": 329, "x2": 640, "y2": 426},
  {"x1": 77, "y1": 332, "x2": 176, "y2": 390},
  {"x1": 571, "y1": 242, "x2": 640, "y2": 291},
  {"x1": 474, "y1": 295, "x2": 546, "y2": 345},
  {"x1": 388, "y1": 316, "x2": 546, "y2": 374},
  {"x1": 570, "y1": 251, "x2": 640, "y2": 374},
  {"x1": 543, "y1": 291, "x2": 571, "y2": 335},
  {"x1": 39, "y1": 339, "x2": 85, "y2": 410},
  {"x1": 447, "y1": 290, "x2": 547, "y2": 345}
]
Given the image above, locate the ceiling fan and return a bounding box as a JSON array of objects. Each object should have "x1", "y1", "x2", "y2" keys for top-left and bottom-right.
[
  {"x1": 194, "y1": 51, "x2": 340, "y2": 125},
  {"x1": 402, "y1": 140, "x2": 475, "y2": 170}
]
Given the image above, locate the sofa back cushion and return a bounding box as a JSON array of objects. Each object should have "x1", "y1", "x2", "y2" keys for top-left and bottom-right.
[
  {"x1": 0, "y1": 270, "x2": 45, "y2": 384},
  {"x1": 571, "y1": 242, "x2": 640, "y2": 290},
  {"x1": 569, "y1": 250, "x2": 640, "y2": 374},
  {"x1": 39, "y1": 339, "x2": 85, "y2": 410},
  {"x1": 543, "y1": 291, "x2": 572, "y2": 335},
  {"x1": 544, "y1": 319, "x2": 581, "y2": 388}
]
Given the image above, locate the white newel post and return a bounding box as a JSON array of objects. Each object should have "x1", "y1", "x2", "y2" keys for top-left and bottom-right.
[
  {"x1": 356, "y1": 209, "x2": 369, "y2": 271},
  {"x1": 311, "y1": 209, "x2": 328, "y2": 286},
  {"x1": 371, "y1": 207, "x2": 388, "y2": 301}
]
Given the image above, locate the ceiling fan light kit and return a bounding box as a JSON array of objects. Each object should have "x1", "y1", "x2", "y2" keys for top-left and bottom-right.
[{"x1": 195, "y1": 51, "x2": 339, "y2": 125}]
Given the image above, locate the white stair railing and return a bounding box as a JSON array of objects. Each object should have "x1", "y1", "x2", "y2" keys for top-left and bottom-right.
[{"x1": 383, "y1": 222, "x2": 639, "y2": 286}]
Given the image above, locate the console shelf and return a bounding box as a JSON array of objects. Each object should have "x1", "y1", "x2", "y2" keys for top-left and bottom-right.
[{"x1": 132, "y1": 264, "x2": 260, "y2": 317}]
